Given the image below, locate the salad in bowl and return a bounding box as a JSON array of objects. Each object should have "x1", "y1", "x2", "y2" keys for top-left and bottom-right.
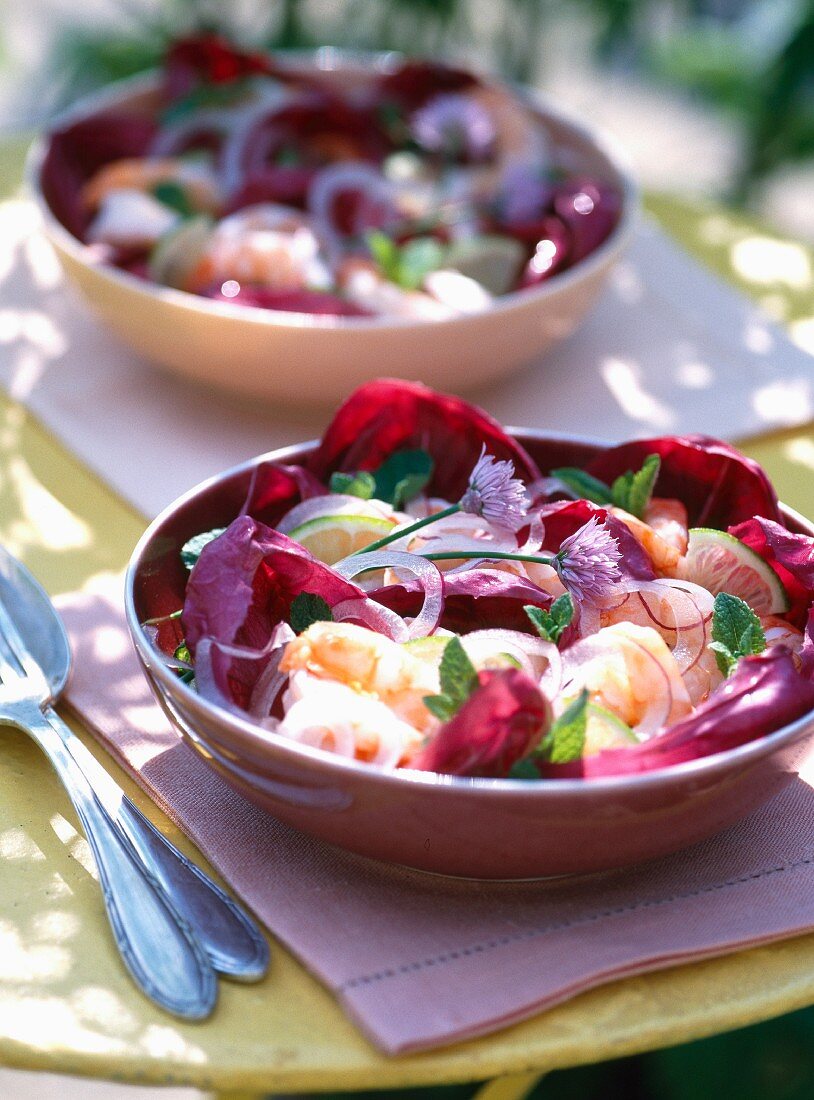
[
  {"x1": 41, "y1": 32, "x2": 622, "y2": 321},
  {"x1": 127, "y1": 380, "x2": 814, "y2": 876}
]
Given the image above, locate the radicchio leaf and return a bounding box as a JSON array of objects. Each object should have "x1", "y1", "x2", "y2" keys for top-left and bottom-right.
[
  {"x1": 729, "y1": 516, "x2": 814, "y2": 626},
  {"x1": 411, "y1": 667, "x2": 551, "y2": 777},
  {"x1": 182, "y1": 515, "x2": 364, "y2": 707},
  {"x1": 41, "y1": 113, "x2": 158, "y2": 239},
  {"x1": 584, "y1": 436, "x2": 781, "y2": 529},
  {"x1": 309, "y1": 379, "x2": 540, "y2": 502},
  {"x1": 542, "y1": 649, "x2": 814, "y2": 778}
]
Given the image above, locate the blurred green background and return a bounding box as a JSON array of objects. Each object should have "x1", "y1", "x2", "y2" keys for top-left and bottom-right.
[{"x1": 1, "y1": 2, "x2": 813, "y2": 1097}]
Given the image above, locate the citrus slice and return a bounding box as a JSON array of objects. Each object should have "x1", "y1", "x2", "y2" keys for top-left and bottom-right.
[
  {"x1": 287, "y1": 514, "x2": 395, "y2": 565},
  {"x1": 584, "y1": 703, "x2": 637, "y2": 756},
  {"x1": 683, "y1": 528, "x2": 789, "y2": 614}
]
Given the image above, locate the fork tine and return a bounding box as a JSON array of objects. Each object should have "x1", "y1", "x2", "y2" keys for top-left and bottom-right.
[{"x1": 0, "y1": 594, "x2": 49, "y2": 694}]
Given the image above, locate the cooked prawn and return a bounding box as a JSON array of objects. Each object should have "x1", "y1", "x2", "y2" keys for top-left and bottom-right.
[
  {"x1": 278, "y1": 670, "x2": 423, "y2": 767},
  {"x1": 561, "y1": 621, "x2": 692, "y2": 737},
  {"x1": 279, "y1": 621, "x2": 439, "y2": 732},
  {"x1": 81, "y1": 156, "x2": 221, "y2": 213},
  {"x1": 610, "y1": 497, "x2": 688, "y2": 575},
  {"x1": 187, "y1": 203, "x2": 330, "y2": 291}
]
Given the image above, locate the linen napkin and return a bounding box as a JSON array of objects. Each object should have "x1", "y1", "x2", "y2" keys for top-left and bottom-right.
[{"x1": 57, "y1": 575, "x2": 814, "y2": 1055}]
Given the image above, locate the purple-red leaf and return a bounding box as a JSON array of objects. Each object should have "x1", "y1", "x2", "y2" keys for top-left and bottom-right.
[
  {"x1": 411, "y1": 667, "x2": 551, "y2": 777},
  {"x1": 729, "y1": 516, "x2": 814, "y2": 626},
  {"x1": 310, "y1": 379, "x2": 540, "y2": 500},
  {"x1": 585, "y1": 436, "x2": 781, "y2": 529}
]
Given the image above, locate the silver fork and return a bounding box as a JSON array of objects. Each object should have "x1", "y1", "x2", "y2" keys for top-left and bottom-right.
[{"x1": 0, "y1": 600, "x2": 219, "y2": 1019}]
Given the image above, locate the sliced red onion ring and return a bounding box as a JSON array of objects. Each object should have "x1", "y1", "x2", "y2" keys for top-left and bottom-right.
[
  {"x1": 332, "y1": 597, "x2": 409, "y2": 642},
  {"x1": 219, "y1": 87, "x2": 293, "y2": 196},
  {"x1": 334, "y1": 550, "x2": 444, "y2": 639},
  {"x1": 461, "y1": 628, "x2": 562, "y2": 696},
  {"x1": 277, "y1": 494, "x2": 395, "y2": 534},
  {"x1": 308, "y1": 162, "x2": 399, "y2": 260},
  {"x1": 193, "y1": 622, "x2": 294, "y2": 719}
]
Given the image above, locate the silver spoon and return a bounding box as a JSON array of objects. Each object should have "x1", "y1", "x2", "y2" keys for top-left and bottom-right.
[{"x1": 0, "y1": 547, "x2": 269, "y2": 988}]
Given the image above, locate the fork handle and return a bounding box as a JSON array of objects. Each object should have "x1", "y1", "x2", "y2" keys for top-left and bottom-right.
[
  {"x1": 10, "y1": 704, "x2": 217, "y2": 1020},
  {"x1": 45, "y1": 704, "x2": 269, "y2": 982}
]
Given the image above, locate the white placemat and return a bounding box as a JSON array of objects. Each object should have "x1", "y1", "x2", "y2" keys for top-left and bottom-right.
[{"x1": 2, "y1": 198, "x2": 813, "y2": 519}]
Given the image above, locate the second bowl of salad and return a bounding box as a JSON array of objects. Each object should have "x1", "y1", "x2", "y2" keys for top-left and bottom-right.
[{"x1": 33, "y1": 33, "x2": 637, "y2": 403}]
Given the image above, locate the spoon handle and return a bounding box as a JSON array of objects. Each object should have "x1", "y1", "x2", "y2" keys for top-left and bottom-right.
[
  {"x1": 14, "y1": 704, "x2": 217, "y2": 1019},
  {"x1": 49, "y1": 704, "x2": 269, "y2": 982}
]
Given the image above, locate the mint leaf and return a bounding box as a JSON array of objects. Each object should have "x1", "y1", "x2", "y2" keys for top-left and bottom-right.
[
  {"x1": 524, "y1": 594, "x2": 574, "y2": 644},
  {"x1": 367, "y1": 231, "x2": 446, "y2": 290},
  {"x1": 710, "y1": 592, "x2": 766, "y2": 676},
  {"x1": 173, "y1": 641, "x2": 195, "y2": 685},
  {"x1": 423, "y1": 636, "x2": 479, "y2": 721},
  {"x1": 396, "y1": 237, "x2": 446, "y2": 290},
  {"x1": 508, "y1": 758, "x2": 540, "y2": 779},
  {"x1": 290, "y1": 592, "x2": 334, "y2": 634},
  {"x1": 330, "y1": 470, "x2": 376, "y2": 500},
  {"x1": 181, "y1": 527, "x2": 226, "y2": 571},
  {"x1": 611, "y1": 454, "x2": 661, "y2": 519},
  {"x1": 537, "y1": 689, "x2": 589, "y2": 764},
  {"x1": 550, "y1": 467, "x2": 614, "y2": 506},
  {"x1": 373, "y1": 449, "x2": 434, "y2": 509},
  {"x1": 152, "y1": 181, "x2": 195, "y2": 218},
  {"x1": 367, "y1": 231, "x2": 401, "y2": 282},
  {"x1": 550, "y1": 454, "x2": 660, "y2": 519}
]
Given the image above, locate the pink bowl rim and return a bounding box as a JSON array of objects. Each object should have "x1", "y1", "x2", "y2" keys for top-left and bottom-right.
[
  {"x1": 27, "y1": 53, "x2": 640, "y2": 333},
  {"x1": 124, "y1": 430, "x2": 814, "y2": 799}
]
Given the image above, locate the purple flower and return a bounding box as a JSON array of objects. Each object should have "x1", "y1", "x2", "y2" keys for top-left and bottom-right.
[
  {"x1": 459, "y1": 446, "x2": 529, "y2": 530},
  {"x1": 554, "y1": 516, "x2": 622, "y2": 605},
  {"x1": 411, "y1": 93, "x2": 496, "y2": 160},
  {"x1": 498, "y1": 160, "x2": 551, "y2": 225}
]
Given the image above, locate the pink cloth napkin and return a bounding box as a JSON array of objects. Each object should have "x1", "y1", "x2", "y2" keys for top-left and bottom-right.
[{"x1": 57, "y1": 582, "x2": 814, "y2": 1055}]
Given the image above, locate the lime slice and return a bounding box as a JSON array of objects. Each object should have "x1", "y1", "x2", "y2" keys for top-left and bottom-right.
[
  {"x1": 287, "y1": 514, "x2": 395, "y2": 565},
  {"x1": 584, "y1": 703, "x2": 637, "y2": 756},
  {"x1": 684, "y1": 528, "x2": 789, "y2": 614},
  {"x1": 148, "y1": 216, "x2": 212, "y2": 290},
  {"x1": 444, "y1": 235, "x2": 525, "y2": 295},
  {"x1": 403, "y1": 635, "x2": 450, "y2": 667}
]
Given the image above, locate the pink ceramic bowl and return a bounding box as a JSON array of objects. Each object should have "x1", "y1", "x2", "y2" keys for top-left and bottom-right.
[
  {"x1": 124, "y1": 432, "x2": 814, "y2": 880},
  {"x1": 30, "y1": 55, "x2": 638, "y2": 406}
]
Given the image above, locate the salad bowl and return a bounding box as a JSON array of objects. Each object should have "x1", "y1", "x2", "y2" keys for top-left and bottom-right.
[
  {"x1": 125, "y1": 383, "x2": 814, "y2": 879},
  {"x1": 30, "y1": 41, "x2": 637, "y2": 405}
]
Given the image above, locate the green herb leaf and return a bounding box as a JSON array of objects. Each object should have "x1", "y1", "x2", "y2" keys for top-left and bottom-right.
[
  {"x1": 550, "y1": 454, "x2": 660, "y2": 519},
  {"x1": 397, "y1": 237, "x2": 446, "y2": 290},
  {"x1": 329, "y1": 470, "x2": 377, "y2": 500},
  {"x1": 290, "y1": 592, "x2": 334, "y2": 634},
  {"x1": 537, "y1": 689, "x2": 589, "y2": 764},
  {"x1": 709, "y1": 592, "x2": 766, "y2": 676},
  {"x1": 152, "y1": 181, "x2": 195, "y2": 218},
  {"x1": 181, "y1": 527, "x2": 227, "y2": 571},
  {"x1": 173, "y1": 641, "x2": 195, "y2": 684},
  {"x1": 524, "y1": 594, "x2": 574, "y2": 644},
  {"x1": 508, "y1": 758, "x2": 540, "y2": 779},
  {"x1": 367, "y1": 231, "x2": 446, "y2": 290},
  {"x1": 611, "y1": 454, "x2": 661, "y2": 519},
  {"x1": 423, "y1": 636, "x2": 479, "y2": 722},
  {"x1": 550, "y1": 467, "x2": 614, "y2": 505},
  {"x1": 373, "y1": 448, "x2": 434, "y2": 508}
]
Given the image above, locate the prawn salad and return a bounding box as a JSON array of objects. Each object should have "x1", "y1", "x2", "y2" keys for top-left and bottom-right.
[
  {"x1": 42, "y1": 32, "x2": 620, "y2": 321},
  {"x1": 143, "y1": 380, "x2": 814, "y2": 781}
]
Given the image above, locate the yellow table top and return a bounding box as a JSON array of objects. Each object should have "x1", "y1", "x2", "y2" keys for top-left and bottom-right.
[{"x1": 1, "y1": 142, "x2": 814, "y2": 1092}]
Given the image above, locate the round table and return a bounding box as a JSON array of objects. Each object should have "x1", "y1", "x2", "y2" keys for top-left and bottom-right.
[{"x1": 1, "y1": 138, "x2": 814, "y2": 1096}]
